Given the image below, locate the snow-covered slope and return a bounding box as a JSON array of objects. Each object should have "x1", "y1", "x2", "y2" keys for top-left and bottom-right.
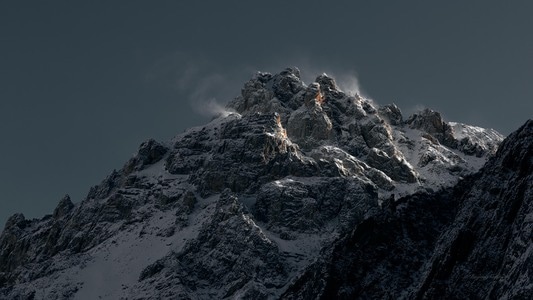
[{"x1": 0, "y1": 67, "x2": 507, "y2": 299}]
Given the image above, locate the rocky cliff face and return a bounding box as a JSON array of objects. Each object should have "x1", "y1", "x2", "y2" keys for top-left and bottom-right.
[
  {"x1": 415, "y1": 119, "x2": 532, "y2": 300},
  {"x1": 0, "y1": 68, "x2": 511, "y2": 299},
  {"x1": 282, "y1": 120, "x2": 532, "y2": 299}
]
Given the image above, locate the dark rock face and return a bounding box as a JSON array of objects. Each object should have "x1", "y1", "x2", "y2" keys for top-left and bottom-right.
[
  {"x1": 378, "y1": 104, "x2": 403, "y2": 125},
  {"x1": 415, "y1": 119, "x2": 533, "y2": 300},
  {"x1": 137, "y1": 190, "x2": 289, "y2": 299},
  {"x1": 53, "y1": 195, "x2": 74, "y2": 219},
  {"x1": 283, "y1": 119, "x2": 533, "y2": 299},
  {"x1": 366, "y1": 147, "x2": 418, "y2": 183},
  {"x1": 125, "y1": 139, "x2": 169, "y2": 172},
  {"x1": 0, "y1": 68, "x2": 511, "y2": 299},
  {"x1": 282, "y1": 189, "x2": 459, "y2": 299},
  {"x1": 407, "y1": 108, "x2": 456, "y2": 148},
  {"x1": 254, "y1": 177, "x2": 377, "y2": 235},
  {"x1": 272, "y1": 67, "x2": 304, "y2": 103},
  {"x1": 137, "y1": 139, "x2": 168, "y2": 166}
]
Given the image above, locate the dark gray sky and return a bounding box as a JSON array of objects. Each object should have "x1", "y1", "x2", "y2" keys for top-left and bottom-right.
[{"x1": 1, "y1": 1, "x2": 532, "y2": 228}]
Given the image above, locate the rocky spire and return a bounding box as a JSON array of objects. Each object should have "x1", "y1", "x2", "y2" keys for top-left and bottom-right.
[{"x1": 53, "y1": 194, "x2": 74, "y2": 219}]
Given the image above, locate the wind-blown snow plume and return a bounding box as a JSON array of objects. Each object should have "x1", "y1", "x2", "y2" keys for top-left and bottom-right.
[
  {"x1": 146, "y1": 52, "x2": 242, "y2": 118},
  {"x1": 192, "y1": 97, "x2": 235, "y2": 118},
  {"x1": 184, "y1": 73, "x2": 231, "y2": 117},
  {"x1": 331, "y1": 71, "x2": 361, "y2": 97}
]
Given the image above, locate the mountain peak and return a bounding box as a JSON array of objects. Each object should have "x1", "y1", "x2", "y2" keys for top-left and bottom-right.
[{"x1": 0, "y1": 68, "x2": 513, "y2": 299}]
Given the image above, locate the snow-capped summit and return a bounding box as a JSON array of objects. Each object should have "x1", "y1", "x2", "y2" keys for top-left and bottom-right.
[
  {"x1": 228, "y1": 67, "x2": 503, "y2": 194},
  {"x1": 1, "y1": 68, "x2": 518, "y2": 299}
]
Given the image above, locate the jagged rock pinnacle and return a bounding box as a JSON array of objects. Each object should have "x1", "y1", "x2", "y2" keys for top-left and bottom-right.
[{"x1": 53, "y1": 194, "x2": 74, "y2": 219}]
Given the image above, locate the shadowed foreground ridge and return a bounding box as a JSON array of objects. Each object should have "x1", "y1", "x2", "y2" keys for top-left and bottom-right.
[{"x1": 1, "y1": 68, "x2": 528, "y2": 299}]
